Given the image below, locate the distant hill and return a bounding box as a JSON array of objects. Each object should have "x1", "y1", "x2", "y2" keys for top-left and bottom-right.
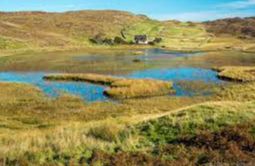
[
  {"x1": 204, "y1": 17, "x2": 255, "y2": 38},
  {"x1": 0, "y1": 10, "x2": 254, "y2": 53}
]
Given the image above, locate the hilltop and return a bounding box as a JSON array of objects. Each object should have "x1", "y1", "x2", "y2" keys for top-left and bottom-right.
[{"x1": 0, "y1": 10, "x2": 255, "y2": 54}]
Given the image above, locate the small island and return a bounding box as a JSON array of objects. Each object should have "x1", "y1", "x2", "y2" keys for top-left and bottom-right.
[{"x1": 44, "y1": 73, "x2": 174, "y2": 99}]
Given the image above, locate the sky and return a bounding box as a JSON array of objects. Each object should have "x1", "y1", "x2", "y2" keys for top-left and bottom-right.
[{"x1": 0, "y1": 0, "x2": 255, "y2": 21}]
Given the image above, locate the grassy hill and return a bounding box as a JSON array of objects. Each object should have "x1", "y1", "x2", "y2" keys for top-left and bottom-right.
[
  {"x1": 0, "y1": 10, "x2": 255, "y2": 54},
  {"x1": 3, "y1": 10, "x2": 254, "y2": 54}
]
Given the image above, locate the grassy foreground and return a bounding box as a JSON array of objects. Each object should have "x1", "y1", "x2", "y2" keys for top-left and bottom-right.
[{"x1": 0, "y1": 73, "x2": 255, "y2": 165}]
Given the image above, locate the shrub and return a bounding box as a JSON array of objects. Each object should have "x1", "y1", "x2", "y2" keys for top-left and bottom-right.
[
  {"x1": 89, "y1": 38, "x2": 100, "y2": 44},
  {"x1": 89, "y1": 33, "x2": 114, "y2": 45},
  {"x1": 102, "y1": 38, "x2": 114, "y2": 45},
  {"x1": 148, "y1": 41, "x2": 155, "y2": 45},
  {"x1": 113, "y1": 36, "x2": 127, "y2": 44},
  {"x1": 153, "y1": 37, "x2": 162, "y2": 43}
]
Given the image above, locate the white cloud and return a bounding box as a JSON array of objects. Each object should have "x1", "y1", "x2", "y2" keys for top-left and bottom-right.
[{"x1": 219, "y1": 0, "x2": 255, "y2": 9}]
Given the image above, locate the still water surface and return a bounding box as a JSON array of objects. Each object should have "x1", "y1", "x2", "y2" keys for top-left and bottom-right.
[{"x1": 0, "y1": 49, "x2": 223, "y2": 101}]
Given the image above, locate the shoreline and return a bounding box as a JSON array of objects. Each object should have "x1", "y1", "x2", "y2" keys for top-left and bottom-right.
[{"x1": 1, "y1": 44, "x2": 255, "y2": 57}]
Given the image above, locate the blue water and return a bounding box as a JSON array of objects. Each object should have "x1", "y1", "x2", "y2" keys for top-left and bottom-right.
[
  {"x1": 0, "y1": 67, "x2": 222, "y2": 102},
  {"x1": 0, "y1": 72, "x2": 108, "y2": 102}
]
